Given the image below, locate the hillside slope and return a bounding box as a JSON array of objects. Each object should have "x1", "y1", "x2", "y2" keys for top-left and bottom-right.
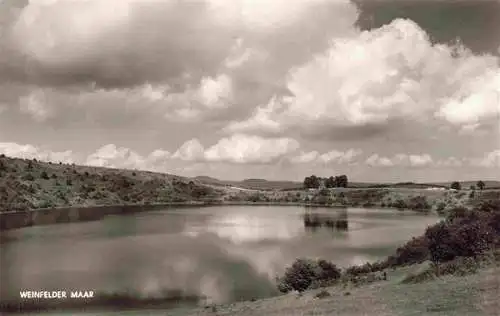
[
  {"x1": 0, "y1": 155, "x2": 223, "y2": 213},
  {"x1": 174, "y1": 265, "x2": 499, "y2": 316}
]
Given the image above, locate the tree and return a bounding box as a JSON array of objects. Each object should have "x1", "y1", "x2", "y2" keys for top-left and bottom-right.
[
  {"x1": 450, "y1": 181, "x2": 461, "y2": 190},
  {"x1": 325, "y1": 176, "x2": 336, "y2": 188},
  {"x1": 477, "y1": 180, "x2": 485, "y2": 191},
  {"x1": 303, "y1": 175, "x2": 320, "y2": 189},
  {"x1": 335, "y1": 175, "x2": 348, "y2": 188}
]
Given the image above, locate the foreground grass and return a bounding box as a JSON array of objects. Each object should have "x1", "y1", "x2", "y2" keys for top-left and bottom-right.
[{"x1": 172, "y1": 264, "x2": 499, "y2": 316}]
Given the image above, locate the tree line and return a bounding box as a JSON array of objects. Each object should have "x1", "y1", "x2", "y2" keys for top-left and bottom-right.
[
  {"x1": 450, "y1": 180, "x2": 485, "y2": 191},
  {"x1": 303, "y1": 175, "x2": 348, "y2": 189}
]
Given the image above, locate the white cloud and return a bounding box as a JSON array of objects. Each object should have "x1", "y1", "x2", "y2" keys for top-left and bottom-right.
[
  {"x1": 289, "y1": 151, "x2": 320, "y2": 164},
  {"x1": 437, "y1": 156, "x2": 464, "y2": 167},
  {"x1": 366, "y1": 154, "x2": 394, "y2": 167},
  {"x1": 224, "y1": 96, "x2": 283, "y2": 134},
  {"x1": 290, "y1": 148, "x2": 362, "y2": 164},
  {"x1": 365, "y1": 153, "x2": 434, "y2": 168},
  {"x1": 472, "y1": 149, "x2": 500, "y2": 168},
  {"x1": 172, "y1": 139, "x2": 205, "y2": 162},
  {"x1": 204, "y1": 134, "x2": 300, "y2": 164},
  {"x1": 0, "y1": 142, "x2": 75, "y2": 163},
  {"x1": 85, "y1": 144, "x2": 172, "y2": 171},
  {"x1": 198, "y1": 74, "x2": 233, "y2": 108},
  {"x1": 4, "y1": 0, "x2": 357, "y2": 89},
  {"x1": 436, "y1": 67, "x2": 500, "y2": 130},
  {"x1": 408, "y1": 154, "x2": 433, "y2": 167},
  {"x1": 85, "y1": 144, "x2": 145, "y2": 169},
  {"x1": 227, "y1": 18, "x2": 500, "y2": 136}
]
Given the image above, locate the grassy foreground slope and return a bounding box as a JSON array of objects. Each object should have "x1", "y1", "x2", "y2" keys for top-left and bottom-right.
[
  {"x1": 172, "y1": 264, "x2": 499, "y2": 316},
  {"x1": 0, "y1": 155, "x2": 223, "y2": 213}
]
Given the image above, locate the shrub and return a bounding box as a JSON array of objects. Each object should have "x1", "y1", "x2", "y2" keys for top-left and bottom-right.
[
  {"x1": 22, "y1": 173, "x2": 35, "y2": 181},
  {"x1": 426, "y1": 219, "x2": 494, "y2": 263},
  {"x1": 408, "y1": 196, "x2": 431, "y2": 211},
  {"x1": 391, "y1": 235, "x2": 430, "y2": 266},
  {"x1": 277, "y1": 258, "x2": 341, "y2": 293},
  {"x1": 445, "y1": 206, "x2": 473, "y2": 223},
  {"x1": 450, "y1": 181, "x2": 461, "y2": 190},
  {"x1": 314, "y1": 290, "x2": 331, "y2": 299},
  {"x1": 40, "y1": 171, "x2": 49, "y2": 179},
  {"x1": 477, "y1": 200, "x2": 500, "y2": 214},
  {"x1": 391, "y1": 199, "x2": 407, "y2": 209}
]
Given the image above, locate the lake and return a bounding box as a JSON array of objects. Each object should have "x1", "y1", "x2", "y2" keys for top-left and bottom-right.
[{"x1": 0, "y1": 205, "x2": 440, "y2": 314}]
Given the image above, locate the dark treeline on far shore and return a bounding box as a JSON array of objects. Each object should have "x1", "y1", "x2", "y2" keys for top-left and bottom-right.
[{"x1": 303, "y1": 175, "x2": 348, "y2": 189}]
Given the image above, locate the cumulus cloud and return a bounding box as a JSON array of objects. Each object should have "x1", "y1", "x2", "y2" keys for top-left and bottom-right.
[
  {"x1": 204, "y1": 134, "x2": 300, "y2": 164},
  {"x1": 289, "y1": 151, "x2": 320, "y2": 164},
  {"x1": 4, "y1": 0, "x2": 236, "y2": 88},
  {"x1": 290, "y1": 148, "x2": 362, "y2": 165},
  {"x1": 85, "y1": 144, "x2": 172, "y2": 171},
  {"x1": 365, "y1": 153, "x2": 434, "y2": 168},
  {"x1": 172, "y1": 139, "x2": 205, "y2": 162},
  {"x1": 227, "y1": 18, "x2": 500, "y2": 137},
  {"x1": 436, "y1": 156, "x2": 464, "y2": 167},
  {"x1": 472, "y1": 149, "x2": 500, "y2": 168},
  {"x1": 85, "y1": 144, "x2": 145, "y2": 169},
  {"x1": 365, "y1": 154, "x2": 394, "y2": 167},
  {"x1": 223, "y1": 96, "x2": 284, "y2": 134},
  {"x1": 0, "y1": 0, "x2": 357, "y2": 90},
  {"x1": 0, "y1": 142, "x2": 75, "y2": 163}
]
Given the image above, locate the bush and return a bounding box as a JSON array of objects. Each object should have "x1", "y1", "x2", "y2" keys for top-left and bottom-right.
[
  {"x1": 426, "y1": 219, "x2": 494, "y2": 263},
  {"x1": 40, "y1": 171, "x2": 49, "y2": 179},
  {"x1": 391, "y1": 199, "x2": 407, "y2": 209},
  {"x1": 314, "y1": 290, "x2": 331, "y2": 299},
  {"x1": 407, "y1": 196, "x2": 431, "y2": 211},
  {"x1": 391, "y1": 235, "x2": 430, "y2": 266},
  {"x1": 435, "y1": 201, "x2": 447, "y2": 215},
  {"x1": 22, "y1": 173, "x2": 35, "y2": 181},
  {"x1": 445, "y1": 206, "x2": 473, "y2": 223},
  {"x1": 277, "y1": 258, "x2": 341, "y2": 293}
]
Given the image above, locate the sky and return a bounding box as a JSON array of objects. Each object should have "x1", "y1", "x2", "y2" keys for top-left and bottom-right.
[{"x1": 0, "y1": 0, "x2": 499, "y2": 182}]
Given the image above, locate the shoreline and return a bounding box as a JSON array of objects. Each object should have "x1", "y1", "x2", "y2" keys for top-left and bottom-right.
[{"x1": 0, "y1": 200, "x2": 434, "y2": 232}]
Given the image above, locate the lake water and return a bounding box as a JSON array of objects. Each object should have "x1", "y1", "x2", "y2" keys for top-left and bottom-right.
[{"x1": 0, "y1": 206, "x2": 440, "y2": 314}]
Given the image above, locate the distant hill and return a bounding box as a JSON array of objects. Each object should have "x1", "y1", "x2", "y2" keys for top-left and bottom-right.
[
  {"x1": 193, "y1": 176, "x2": 500, "y2": 191},
  {"x1": 426, "y1": 181, "x2": 500, "y2": 190}
]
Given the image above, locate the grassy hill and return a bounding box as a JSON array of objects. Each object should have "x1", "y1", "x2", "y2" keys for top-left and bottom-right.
[{"x1": 0, "y1": 155, "x2": 223, "y2": 213}]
